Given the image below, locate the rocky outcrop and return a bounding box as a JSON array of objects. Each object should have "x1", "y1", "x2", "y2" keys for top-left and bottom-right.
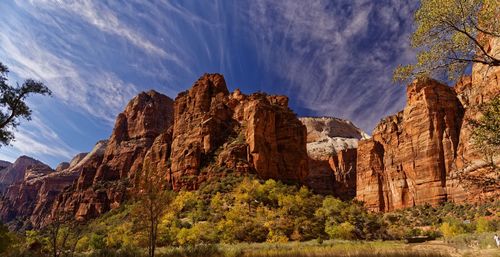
[
  {"x1": 330, "y1": 148, "x2": 358, "y2": 199},
  {"x1": 233, "y1": 91, "x2": 309, "y2": 183},
  {"x1": 93, "y1": 91, "x2": 174, "y2": 183},
  {"x1": 170, "y1": 74, "x2": 309, "y2": 190},
  {"x1": 52, "y1": 90, "x2": 175, "y2": 222},
  {"x1": 449, "y1": 36, "x2": 500, "y2": 203},
  {"x1": 0, "y1": 146, "x2": 110, "y2": 229},
  {"x1": 0, "y1": 160, "x2": 54, "y2": 228},
  {"x1": 0, "y1": 160, "x2": 11, "y2": 171},
  {"x1": 55, "y1": 162, "x2": 70, "y2": 172},
  {"x1": 47, "y1": 141, "x2": 108, "y2": 224},
  {"x1": 300, "y1": 117, "x2": 367, "y2": 198},
  {"x1": 356, "y1": 79, "x2": 465, "y2": 211},
  {"x1": 0, "y1": 156, "x2": 47, "y2": 194}
]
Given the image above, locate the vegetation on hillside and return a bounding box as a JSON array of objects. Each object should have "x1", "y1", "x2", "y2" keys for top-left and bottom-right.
[{"x1": 1, "y1": 177, "x2": 498, "y2": 257}]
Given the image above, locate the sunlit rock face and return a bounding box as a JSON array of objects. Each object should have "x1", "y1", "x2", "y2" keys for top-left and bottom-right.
[
  {"x1": 356, "y1": 36, "x2": 500, "y2": 211},
  {"x1": 356, "y1": 78, "x2": 464, "y2": 211},
  {"x1": 0, "y1": 146, "x2": 109, "y2": 229},
  {"x1": 450, "y1": 36, "x2": 500, "y2": 204},
  {"x1": 170, "y1": 74, "x2": 309, "y2": 190},
  {"x1": 44, "y1": 74, "x2": 309, "y2": 225},
  {"x1": 300, "y1": 117, "x2": 367, "y2": 199},
  {"x1": 52, "y1": 90, "x2": 175, "y2": 223}
]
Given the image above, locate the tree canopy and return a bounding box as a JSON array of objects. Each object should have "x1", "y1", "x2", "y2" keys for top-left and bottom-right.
[
  {"x1": 0, "y1": 62, "x2": 51, "y2": 146},
  {"x1": 393, "y1": 0, "x2": 500, "y2": 83}
]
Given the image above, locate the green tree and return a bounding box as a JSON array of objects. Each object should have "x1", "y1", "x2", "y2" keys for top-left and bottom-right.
[
  {"x1": 440, "y1": 221, "x2": 466, "y2": 238},
  {"x1": 469, "y1": 95, "x2": 500, "y2": 170},
  {"x1": 43, "y1": 212, "x2": 83, "y2": 257},
  {"x1": 325, "y1": 221, "x2": 356, "y2": 240},
  {"x1": 393, "y1": 0, "x2": 500, "y2": 83},
  {"x1": 0, "y1": 222, "x2": 13, "y2": 254},
  {"x1": 0, "y1": 62, "x2": 51, "y2": 146},
  {"x1": 475, "y1": 217, "x2": 495, "y2": 232}
]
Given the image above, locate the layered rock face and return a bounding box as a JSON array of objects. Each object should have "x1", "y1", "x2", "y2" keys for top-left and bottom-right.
[
  {"x1": 53, "y1": 91, "x2": 174, "y2": 222},
  {"x1": 93, "y1": 90, "x2": 174, "y2": 183},
  {"x1": 0, "y1": 156, "x2": 46, "y2": 193},
  {"x1": 356, "y1": 79, "x2": 465, "y2": 211},
  {"x1": 170, "y1": 74, "x2": 309, "y2": 189},
  {"x1": 0, "y1": 147, "x2": 106, "y2": 229},
  {"x1": 0, "y1": 160, "x2": 54, "y2": 224},
  {"x1": 357, "y1": 48, "x2": 500, "y2": 211},
  {"x1": 300, "y1": 117, "x2": 367, "y2": 198},
  {"x1": 49, "y1": 74, "x2": 308, "y2": 222},
  {"x1": 449, "y1": 36, "x2": 500, "y2": 203}
]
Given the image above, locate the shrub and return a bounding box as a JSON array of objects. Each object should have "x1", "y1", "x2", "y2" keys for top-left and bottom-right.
[
  {"x1": 0, "y1": 222, "x2": 13, "y2": 253},
  {"x1": 475, "y1": 217, "x2": 495, "y2": 233},
  {"x1": 326, "y1": 221, "x2": 356, "y2": 240},
  {"x1": 440, "y1": 222, "x2": 465, "y2": 238},
  {"x1": 89, "y1": 233, "x2": 106, "y2": 250}
]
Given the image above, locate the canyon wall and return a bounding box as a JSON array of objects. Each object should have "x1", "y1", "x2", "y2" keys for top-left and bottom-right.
[
  {"x1": 356, "y1": 36, "x2": 500, "y2": 211},
  {"x1": 1, "y1": 55, "x2": 498, "y2": 228},
  {"x1": 170, "y1": 74, "x2": 309, "y2": 189},
  {"x1": 0, "y1": 74, "x2": 313, "y2": 227}
]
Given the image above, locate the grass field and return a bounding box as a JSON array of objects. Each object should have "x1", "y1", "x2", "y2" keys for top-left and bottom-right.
[{"x1": 154, "y1": 240, "x2": 452, "y2": 257}]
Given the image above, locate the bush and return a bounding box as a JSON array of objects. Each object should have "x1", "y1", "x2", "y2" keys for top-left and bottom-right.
[
  {"x1": 445, "y1": 232, "x2": 497, "y2": 249},
  {"x1": 89, "y1": 233, "x2": 106, "y2": 250},
  {"x1": 440, "y1": 222, "x2": 465, "y2": 239},
  {"x1": 326, "y1": 221, "x2": 356, "y2": 240},
  {"x1": 475, "y1": 217, "x2": 495, "y2": 233},
  {"x1": 0, "y1": 222, "x2": 13, "y2": 253}
]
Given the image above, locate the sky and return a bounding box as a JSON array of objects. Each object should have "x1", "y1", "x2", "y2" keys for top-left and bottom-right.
[{"x1": 0, "y1": 0, "x2": 419, "y2": 167}]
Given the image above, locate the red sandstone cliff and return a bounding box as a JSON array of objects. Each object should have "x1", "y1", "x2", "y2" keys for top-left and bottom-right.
[
  {"x1": 51, "y1": 90, "x2": 174, "y2": 222},
  {"x1": 356, "y1": 36, "x2": 500, "y2": 211},
  {"x1": 44, "y1": 74, "x2": 308, "y2": 225},
  {"x1": 0, "y1": 156, "x2": 46, "y2": 193},
  {"x1": 170, "y1": 74, "x2": 309, "y2": 189}
]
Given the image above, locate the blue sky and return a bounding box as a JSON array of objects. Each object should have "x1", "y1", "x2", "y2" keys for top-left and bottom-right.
[{"x1": 0, "y1": 0, "x2": 418, "y2": 167}]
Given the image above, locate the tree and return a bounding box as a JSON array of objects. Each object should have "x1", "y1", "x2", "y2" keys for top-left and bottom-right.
[
  {"x1": 325, "y1": 221, "x2": 356, "y2": 240},
  {"x1": 393, "y1": 0, "x2": 500, "y2": 83},
  {"x1": 469, "y1": 95, "x2": 500, "y2": 170},
  {"x1": 0, "y1": 222, "x2": 13, "y2": 254},
  {"x1": 440, "y1": 221, "x2": 466, "y2": 238},
  {"x1": 44, "y1": 211, "x2": 83, "y2": 257},
  {"x1": 0, "y1": 62, "x2": 51, "y2": 146},
  {"x1": 132, "y1": 162, "x2": 175, "y2": 257}
]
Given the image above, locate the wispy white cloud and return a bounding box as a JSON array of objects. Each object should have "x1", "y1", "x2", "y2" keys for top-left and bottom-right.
[
  {"x1": 246, "y1": 0, "x2": 418, "y2": 132},
  {"x1": 0, "y1": 115, "x2": 78, "y2": 165},
  {"x1": 0, "y1": 14, "x2": 138, "y2": 123},
  {"x1": 11, "y1": 116, "x2": 77, "y2": 159},
  {"x1": 15, "y1": 0, "x2": 200, "y2": 77},
  {"x1": 22, "y1": 0, "x2": 167, "y2": 57}
]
